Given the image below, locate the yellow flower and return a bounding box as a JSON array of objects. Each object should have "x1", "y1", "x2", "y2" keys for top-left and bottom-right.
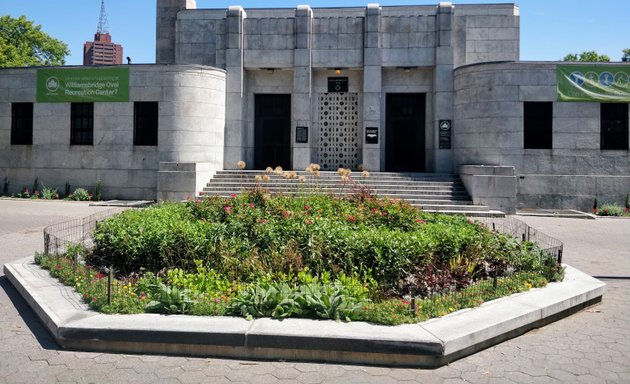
[
  {"x1": 255, "y1": 175, "x2": 262, "y2": 181},
  {"x1": 262, "y1": 175, "x2": 270, "y2": 181},
  {"x1": 361, "y1": 170, "x2": 370, "y2": 177},
  {"x1": 265, "y1": 166, "x2": 273, "y2": 173},
  {"x1": 237, "y1": 160, "x2": 246, "y2": 169},
  {"x1": 298, "y1": 176, "x2": 306, "y2": 182},
  {"x1": 274, "y1": 166, "x2": 283, "y2": 175}
]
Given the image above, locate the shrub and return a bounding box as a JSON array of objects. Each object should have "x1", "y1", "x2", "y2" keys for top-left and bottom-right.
[
  {"x1": 596, "y1": 203, "x2": 626, "y2": 217},
  {"x1": 67, "y1": 188, "x2": 92, "y2": 201}
]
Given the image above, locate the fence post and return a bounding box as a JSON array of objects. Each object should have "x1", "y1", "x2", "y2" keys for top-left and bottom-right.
[
  {"x1": 558, "y1": 248, "x2": 563, "y2": 265},
  {"x1": 107, "y1": 266, "x2": 113, "y2": 305},
  {"x1": 44, "y1": 232, "x2": 50, "y2": 254}
]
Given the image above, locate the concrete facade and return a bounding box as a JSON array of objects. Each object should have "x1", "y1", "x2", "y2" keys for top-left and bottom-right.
[
  {"x1": 163, "y1": 1, "x2": 520, "y2": 173},
  {"x1": 0, "y1": 65, "x2": 225, "y2": 201},
  {"x1": 454, "y1": 62, "x2": 630, "y2": 211}
]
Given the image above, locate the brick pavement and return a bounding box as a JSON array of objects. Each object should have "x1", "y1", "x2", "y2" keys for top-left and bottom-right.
[{"x1": 0, "y1": 200, "x2": 628, "y2": 383}]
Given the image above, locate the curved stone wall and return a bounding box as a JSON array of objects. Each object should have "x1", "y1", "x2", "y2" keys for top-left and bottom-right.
[
  {"x1": 0, "y1": 65, "x2": 226, "y2": 200},
  {"x1": 454, "y1": 62, "x2": 630, "y2": 210}
]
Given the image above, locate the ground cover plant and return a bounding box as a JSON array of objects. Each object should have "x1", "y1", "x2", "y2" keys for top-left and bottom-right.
[{"x1": 36, "y1": 188, "x2": 564, "y2": 325}]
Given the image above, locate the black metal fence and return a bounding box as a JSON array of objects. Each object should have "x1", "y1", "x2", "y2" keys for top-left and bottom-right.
[
  {"x1": 43, "y1": 207, "x2": 129, "y2": 256},
  {"x1": 472, "y1": 216, "x2": 564, "y2": 264}
]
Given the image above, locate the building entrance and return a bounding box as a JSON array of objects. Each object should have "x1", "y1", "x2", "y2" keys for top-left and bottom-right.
[
  {"x1": 385, "y1": 93, "x2": 426, "y2": 172},
  {"x1": 317, "y1": 93, "x2": 361, "y2": 170},
  {"x1": 254, "y1": 94, "x2": 291, "y2": 170}
]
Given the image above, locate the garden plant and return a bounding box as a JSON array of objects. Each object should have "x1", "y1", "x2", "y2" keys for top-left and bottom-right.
[{"x1": 36, "y1": 185, "x2": 565, "y2": 325}]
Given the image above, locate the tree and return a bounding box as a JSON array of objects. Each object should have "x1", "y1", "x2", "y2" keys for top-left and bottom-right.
[
  {"x1": 563, "y1": 50, "x2": 610, "y2": 62},
  {"x1": 622, "y1": 48, "x2": 630, "y2": 62},
  {"x1": 0, "y1": 15, "x2": 69, "y2": 68}
]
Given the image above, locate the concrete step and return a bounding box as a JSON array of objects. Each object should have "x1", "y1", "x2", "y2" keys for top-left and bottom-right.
[
  {"x1": 203, "y1": 183, "x2": 468, "y2": 192},
  {"x1": 201, "y1": 171, "x2": 504, "y2": 217},
  {"x1": 201, "y1": 190, "x2": 472, "y2": 202}
]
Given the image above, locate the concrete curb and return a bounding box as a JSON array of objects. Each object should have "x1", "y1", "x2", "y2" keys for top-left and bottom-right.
[{"x1": 3, "y1": 259, "x2": 605, "y2": 367}]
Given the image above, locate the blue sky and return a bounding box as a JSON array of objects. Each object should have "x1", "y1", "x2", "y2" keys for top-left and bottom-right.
[{"x1": 1, "y1": 0, "x2": 628, "y2": 65}]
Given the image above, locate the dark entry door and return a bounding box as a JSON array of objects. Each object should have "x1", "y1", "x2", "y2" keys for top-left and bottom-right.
[
  {"x1": 254, "y1": 94, "x2": 291, "y2": 169},
  {"x1": 386, "y1": 93, "x2": 426, "y2": 172}
]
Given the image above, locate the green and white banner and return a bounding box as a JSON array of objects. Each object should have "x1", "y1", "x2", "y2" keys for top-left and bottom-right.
[
  {"x1": 557, "y1": 64, "x2": 630, "y2": 102},
  {"x1": 37, "y1": 67, "x2": 129, "y2": 102}
]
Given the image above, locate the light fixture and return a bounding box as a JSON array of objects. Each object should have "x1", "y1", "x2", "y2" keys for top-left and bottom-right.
[
  {"x1": 263, "y1": 68, "x2": 276, "y2": 74},
  {"x1": 334, "y1": 68, "x2": 342, "y2": 75}
]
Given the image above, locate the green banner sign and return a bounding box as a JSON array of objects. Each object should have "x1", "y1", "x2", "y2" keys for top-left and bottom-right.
[
  {"x1": 37, "y1": 67, "x2": 129, "y2": 102},
  {"x1": 557, "y1": 64, "x2": 630, "y2": 102}
]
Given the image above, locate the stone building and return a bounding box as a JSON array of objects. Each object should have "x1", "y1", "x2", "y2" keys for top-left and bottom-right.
[{"x1": 1, "y1": 1, "x2": 629, "y2": 212}]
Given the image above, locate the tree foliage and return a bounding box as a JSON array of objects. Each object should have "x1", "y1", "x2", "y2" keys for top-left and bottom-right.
[
  {"x1": 622, "y1": 48, "x2": 630, "y2": 62},
  {"x1": 0, "y1": 15, "x2": 69, "y2": 68},
  {"x1": 563, "y1": 50, "x2": 611, "y2": 62}
]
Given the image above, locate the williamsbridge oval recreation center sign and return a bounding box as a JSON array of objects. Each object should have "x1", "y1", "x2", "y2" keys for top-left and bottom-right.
[
  {"x1": 36, "y1": 67, "x2": 129, "y2": 103},
  {"x1": 557, "y1": 64, "x2": 630, "y2": 102}
]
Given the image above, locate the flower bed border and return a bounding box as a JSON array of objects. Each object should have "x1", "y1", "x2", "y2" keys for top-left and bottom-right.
[{"x1": 5, "y1": 258, "x2": 604, "y2": 367}]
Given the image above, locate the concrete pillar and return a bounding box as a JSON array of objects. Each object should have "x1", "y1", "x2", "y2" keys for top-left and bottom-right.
[
  {"x1": 362, "y1": 4, "x2": 382, "y2": 171},
  {"x1": 223, "y1": 6, "x2": 247, "y2": 169},
  {"x1": 292, "y1": 5, "x2": 313, "y2": 171},
  {"x1": 432, "y1": 2, "x2": 455, "y2": 173},
  {"x1": 156, "y1": 0, "x2": 196, "y2": 64}
]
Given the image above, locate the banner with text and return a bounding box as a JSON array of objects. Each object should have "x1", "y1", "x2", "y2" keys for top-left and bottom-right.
[
  {"x1": 557, "y1": 64, "x2": 630, "y2": 102},
  {"x1": 37, "y1": 67, "x2": 129, "y2": 102}
]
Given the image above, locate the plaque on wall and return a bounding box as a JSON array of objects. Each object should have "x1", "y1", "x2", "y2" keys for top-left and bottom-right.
[
  {"x1": 439, "y1": 120, "x2": 452, "y2": 149},
  {"x1": 296, "y1": 126, "x2": 308, "y2": 143},
  {"x1": 327, "y1": 77, "x2": 349, "y2": 93},
  {"x1": 365, "y1": 127, "x2": 378, "y2": 144}
]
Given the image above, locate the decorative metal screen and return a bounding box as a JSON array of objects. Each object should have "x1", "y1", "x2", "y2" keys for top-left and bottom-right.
[{"x1": 318, "y1": 93, "x2": 360, "y2": 170}]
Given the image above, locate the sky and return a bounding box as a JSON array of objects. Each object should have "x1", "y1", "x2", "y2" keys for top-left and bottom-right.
[{"x1": 1, "y1": 0, "x2": 628, "y2": 65}]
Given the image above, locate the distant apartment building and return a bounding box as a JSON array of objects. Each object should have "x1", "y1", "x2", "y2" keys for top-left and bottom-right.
[
  {"x1": 83, "y1": 1, "x2": 122, "y2": 65},
  {"x1": 83, "y1": 32, "x2": 123, "y2": 65}
]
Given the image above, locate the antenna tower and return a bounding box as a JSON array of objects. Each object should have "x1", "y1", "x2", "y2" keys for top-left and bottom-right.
[{"x1": 96, "y1": 0, "x2": 109, "y2": 34}]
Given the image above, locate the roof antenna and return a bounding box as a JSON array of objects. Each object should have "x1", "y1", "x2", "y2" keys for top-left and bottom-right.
[{"x1": 96, "y1": 0, "x2": 109, "y2": 34}]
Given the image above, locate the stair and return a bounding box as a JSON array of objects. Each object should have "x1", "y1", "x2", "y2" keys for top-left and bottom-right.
[{"x1": 199, "y1": 170, "x2": 505, "y2": 217}]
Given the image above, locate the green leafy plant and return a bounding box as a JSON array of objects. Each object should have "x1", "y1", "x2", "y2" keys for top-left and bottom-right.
[
  {"x1": 595, "y1": 203, "x2": 626, "y2": 217},
  {"x1": 95, "y1": 178, "x2": 103, "y2": 201},
  {"x1": 67, "y1": 187, "x2": 92, "y2": 201},
  {"x1": 40, "y1": 185, "x2": 60, "y2": 200},
  {"x1": 145, "y1": 283, "x2": 194, "y2": 314}
]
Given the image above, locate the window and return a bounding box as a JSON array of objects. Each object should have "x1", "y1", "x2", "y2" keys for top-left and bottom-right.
[
  {"x1": 71, "y1": 103, "x2": 94, "y2": 145},
  {"x1": 601, "y1": 103, "x2": 628, "y2": 150},
  {"x1": 11, "y1": 103, "x2": 33, "y2": 145},
  {"x1": 523, "y1": 102, "x2": 553, "y2": 149},
  {"x1": 134, "y1": 102, "x2": 158, "y2": 146}
]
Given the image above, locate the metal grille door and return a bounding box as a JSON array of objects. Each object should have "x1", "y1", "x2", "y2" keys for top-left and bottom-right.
[{"x1": 318, "y1": 93, "x2": 360, "y2": 170}]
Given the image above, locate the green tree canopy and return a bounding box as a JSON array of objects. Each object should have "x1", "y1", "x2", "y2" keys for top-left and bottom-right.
[
  {"x1": 622, "y1": 48, "x2": 630, "y2": 62},
  {"x1": 0, "y1": 15, "x2": 69, "y2": 68},
  {"x1": 563, "y1": 50, "x2": 611, "y2": 62}
]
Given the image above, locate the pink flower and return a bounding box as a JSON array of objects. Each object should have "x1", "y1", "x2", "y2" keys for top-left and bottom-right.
[
  {"x1": 230, "y1": 193, "x2": 237, "y2": 198},
  {"x1": 306, "y1": 219, "x2": 312, "y2": 225},
  {"x1": 224, "y1": 205, "x2": 233, "y2": 214},
  {"x1": 415, "y1": 218, "x2": 425, "y2": 224},
  {"x1": 258, "y1": 219, "x2": 267, "y2": 223},
  {"x1": 282, "y1": 211, "x2": 290, "y2": 219},
  {"x1": 348, "y1": 215, "x2": 357, "y2": 222},
  {"x1": 249, "y1": 203, "x2": 255, "y2": 208},
  {"x1": 54, "y1": 265, "x2": 61, "y2": 270},
  {"x1": 304, "y1": 205, "x2": 310, "y2": 211},
  {"x1": 199, "y1": 191, "x2": 206, "y2": 196}
]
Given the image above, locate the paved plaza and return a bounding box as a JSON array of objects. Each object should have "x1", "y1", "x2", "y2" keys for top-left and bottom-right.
[{"x1": 0, "y1": 199, "x2": 629, "y2": 383}]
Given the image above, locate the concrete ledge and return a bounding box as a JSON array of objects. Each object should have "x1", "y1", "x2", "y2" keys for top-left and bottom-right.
[{"x1": 4, "y1": 259, "x2": 605, "y2": 367}]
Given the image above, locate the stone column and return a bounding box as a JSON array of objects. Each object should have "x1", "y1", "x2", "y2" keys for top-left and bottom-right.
[
  {"x1": 292, "y1": 5, "x2": 313, "y2": 170},
  {"x1": 432, "y1": 2, "x2": 455, "y2": 173},
  {"x1": 156, "y1": 0, "x2": 196, "y2": 64},
  {"x1": 362, "y1": 3, "x2": 382, "y2": 171},
  {"x1": 223, "y1": 6, "x2": 247, "y2": 169}
]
